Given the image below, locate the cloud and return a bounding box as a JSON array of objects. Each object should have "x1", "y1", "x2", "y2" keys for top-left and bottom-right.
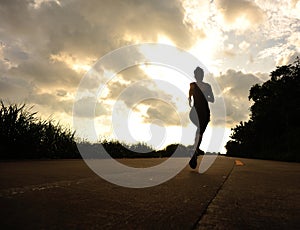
[
  {"x1": 100, "y1": 66, "x2": 190, "y2": 127},
  {"x1": 0, "y1": 76, "x2": 34, "y2": 102},
  {"x1": 142, "y1": 100, "x2": 181, "y2": 126},
  {"x1": 223, "y1": 43, "x2": 236, "y2": 57},
  {"x1": 71, "y1": 0, "x2": 196, "y2": 49},
  {"x1": 103, "y1": 67, "x2": 152, "y2": 103},
  {"x1": 254, "y1": 0, "x2": 300, "y2": 39},
  {"x1": 0, "y1": 0, "x2": 197, "y2": 119},
  {"x1": 103, "y1": 67, "x2": 170, "y2": 106},
  {"x1": 29, "y1": 92, "x2": 109, "y2": 118},
  {"x1": 73, "y1": 96, "x2": 108, "y2": 118},
  {"x1": 0, "y1": 0, "x2": 195, "y2": 59},
  {"x1": 238, "y1": 41, "x2": 250, "y2": 51},
  {"x1": 105, "y1": 78, "x2": 182, "y2": 126},
  {"x1": 7, "y1": 57, "x2": 82, "y2": 89},
  {"x1": 56, "y1": 89, "x2": 68, "y2": 97},
  {"x1": 29, "y1": 93, "x2": 73, "y2": 115},
  {"x1": 287, "y1": 32, "x2": 300, "y2": 52},
  {"x1": 257, "y1": 40, "x2": 299, "y2": 66},
  {"x1": 277, "y1": 51, "x2": 300, "y2": 66},
  {"x1": 215, "y1": 0, "x2": 265, "y2": 31},
  {"x1": 216, "y1": 69, "x2": 263, "y2": 125}
]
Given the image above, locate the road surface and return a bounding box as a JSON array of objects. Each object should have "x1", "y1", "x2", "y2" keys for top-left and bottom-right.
[{"x1": 0, "y1": 156, "x2": 299, "y2": 229}]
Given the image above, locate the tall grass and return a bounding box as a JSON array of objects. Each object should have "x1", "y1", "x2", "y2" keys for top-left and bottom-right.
[{"x1": 0, "y1": 101, "x2": 79, "y2": 159}]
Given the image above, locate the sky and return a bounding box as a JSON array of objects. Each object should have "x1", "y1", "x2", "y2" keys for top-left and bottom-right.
[{"x1": 0, "y1": 0, "x2": 299, "y2": 153}]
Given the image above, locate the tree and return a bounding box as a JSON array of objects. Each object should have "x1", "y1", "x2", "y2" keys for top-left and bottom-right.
[{"x1": 226, "y1": 57, "x2": 300, "y2": 162}]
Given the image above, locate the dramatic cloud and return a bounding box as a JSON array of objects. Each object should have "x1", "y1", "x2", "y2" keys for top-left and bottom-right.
[
  {"x1": 0, "y1": 0, "x2": 195, "y2": 57},
  {"x1": 216, "y1": 70, "x2": 263, "y2": 125},
  {"x1": 0, "y1": 76, "x2": 34, "y2": 101},
  {"x1": 102, "y1": 67, "x2": 187, "y2": 127},
  {"x1": 0, "y1": 0, "x2": 196, "y2": 125},
  {"x1": 0, "y1": 0, "x2": 196, "y2": 110},
  {"x1": 215, "y1": 0, "x2": 265, "y2": 31},
  {"x1": 72, "y1": 96, "x2": 108, "y2": 118},
  {"x1": 0, "y1": 0, "x2": 299, "y2": 148},
  {"x1": 217, "y1": 0, "x2": 264, "y2": 22},
  {"x1": 30, "y1": 92, "x2": 73, "y2": 115},
  {"x1": 142, "y1": 100, "x2": 181, "y2": 127}
]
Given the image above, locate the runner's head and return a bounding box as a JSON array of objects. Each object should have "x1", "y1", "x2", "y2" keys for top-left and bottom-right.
[{"x1": 194, "y1": 67, "x2": 204, "y2": 82}]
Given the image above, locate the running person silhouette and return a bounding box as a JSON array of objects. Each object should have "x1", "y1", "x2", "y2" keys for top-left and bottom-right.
[{"x1": 188, "y1": 67, "x2": 214, "y2": 169}]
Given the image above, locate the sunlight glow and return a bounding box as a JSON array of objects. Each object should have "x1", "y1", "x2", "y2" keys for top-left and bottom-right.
[
  {"x1": 32, "y1": 0, "x2": 61, "y2": 8},
  {"x1": 189, "y1": 39, "x2": 221, "y2": 75},
  {"x1": 182, "y1": 0, "x2": 211, "y2": 30},
  {"x1": 50, "y1": 52, "x2": 94, "y2": 73},
  {"x1": 139, "y1": 64, "x2": 190, "y2": 111},
  {"x1": 231, "y1": 15, "x2": 251, "y2": 32},
  {"x1": 157, "y1": 34, "x2": 176, "y2": 46},
  {"x1": 181, "y1": 0, "x2": 227, "y2": 74}
]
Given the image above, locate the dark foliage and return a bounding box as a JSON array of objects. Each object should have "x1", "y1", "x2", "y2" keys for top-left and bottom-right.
[
  {"x1": 76, "y1": 142, "x2": 191, "y2": 159},
  {"x1": 226, "y1": 58, "x2": 300, "y2": 162},
  {"x1": 0, "y1": 101, "x2": 80, "y2": 159}
]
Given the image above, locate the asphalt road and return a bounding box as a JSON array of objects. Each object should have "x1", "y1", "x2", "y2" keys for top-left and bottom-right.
[
  {"x1": 0, "y1": 156, "x2": 299, "y2": 229},
  {"x1": 197, "y1": 158, "x2": 300, "y2": 230}
]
